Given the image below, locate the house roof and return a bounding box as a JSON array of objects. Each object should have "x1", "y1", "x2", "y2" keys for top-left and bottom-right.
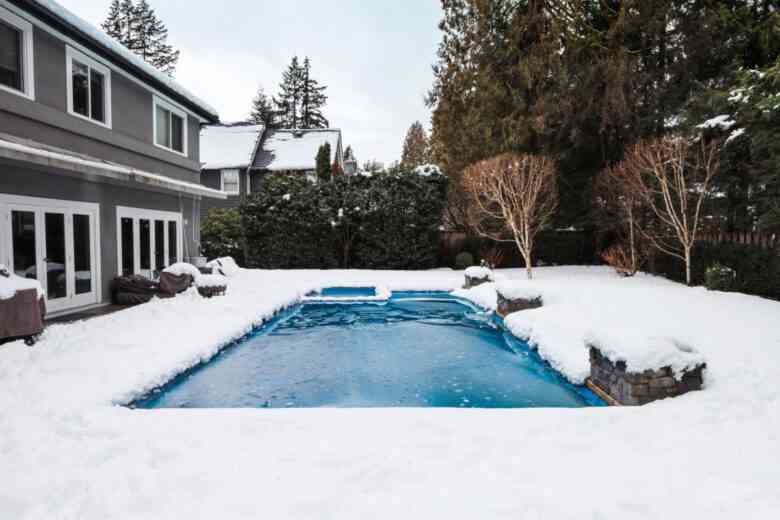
[
  {"x1": 15, "y1": 0, "x2": 219, "y2": 122},
  {"x1": 253, "y1": 129, "x2": 341, "y2": 172},
  {"x1": 200, "y1": 124, "x2": 265, "y2": 170},
  {"x1": 0, "y1": 133, "x2": 226, "y2": 199}
]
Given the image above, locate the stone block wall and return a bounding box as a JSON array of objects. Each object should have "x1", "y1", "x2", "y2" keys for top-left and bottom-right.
[
  {"x1": 464, "y1": 275, "x2": 491, "y2": 289},
  {"x1": 496, "y1": 292, "x2": 542, "y2": 317},
  {"x1": 589, "y1": 347, "x2": 705, "y2": 406}
]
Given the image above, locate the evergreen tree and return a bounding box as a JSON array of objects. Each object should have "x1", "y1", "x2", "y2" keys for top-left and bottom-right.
[
  {"x1": 249, "y1": 86, "x2": 277, "y2": 127},
  {"x1": 316, "y1": 142, "x2": 332, "y2": 182},
  {"x1": 102, "y1": 0, "x2": 179, "y2": 75},
  {"x1": 300, "y1": 57, "x2": 329, "y2": 128},
  {"x1": 274, "y1": 56, "x2": 304, "y2": 128},
  {"x1": 400, "y1": 121, "x2": 430, "y2": 169}
]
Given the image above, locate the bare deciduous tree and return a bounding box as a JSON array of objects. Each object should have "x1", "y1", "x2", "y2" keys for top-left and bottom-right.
[
  {"x1": 463, "y1": 153, "x2": 558, "y2": 280},
  {"x1": 621, "y1": 135, "x2": 720, "y2": 285},
  {"x1": 593, "y1": 162, "x2": 651, "y2": 277}
]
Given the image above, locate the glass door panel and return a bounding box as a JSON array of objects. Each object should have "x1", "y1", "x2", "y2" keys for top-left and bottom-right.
[
  {"x1": 139, "y1": 219, "x2": 152, "y2": 278},
  {"x1": 11, "y1": 210, "x2": 36, "y2": 279},
  {"x1": 168, "y1": 221, "x2": 177, "y2": 265},
  {"x1": 154, "y1": 220, "x2": 166, "y2": 271},
  {"x1": 121, "y1": 217, "x2": 134, "y2": 276},
  {"x1": 73, "y1": 214, "x2": 92, "y2": 295},
  {"x1": 44, "y1": 212, "x2": 67, "y2": 301}
]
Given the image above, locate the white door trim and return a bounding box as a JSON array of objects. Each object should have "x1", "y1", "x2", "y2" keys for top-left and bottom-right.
[
  {"x1": 0, "y1": 193, "x2": 102, "y2": 311},
  {"x1": 116, "y1": 206, "x2": 183, "y2": 277}
]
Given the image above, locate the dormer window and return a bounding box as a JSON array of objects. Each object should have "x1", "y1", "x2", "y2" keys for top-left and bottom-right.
[
  {"x1": 66, "y1": 47, "x2": 111, "y2": 127},
  {"x1": 154, "y1": 97, "x2": 187, "y2": 156},
  {"x1": 0, "y1": 7, "x2": 34, "y2": 99}
]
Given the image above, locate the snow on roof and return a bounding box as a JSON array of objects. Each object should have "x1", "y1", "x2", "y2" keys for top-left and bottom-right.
[
  {"x1": 200, "y1": 124, "x2": 265, "y2": 170},
  {"x1": 254, "y1": 129, "x2": 341, "y2": 172},
  {"x1": 30, "y1": 0, "x2": 219, "y2": 121}
]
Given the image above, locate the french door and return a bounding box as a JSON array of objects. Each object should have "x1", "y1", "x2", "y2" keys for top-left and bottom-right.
[
  {"x1": 0, "y1": 195, "x2": 100, "y2": 313},
  {"x1": 116, "y1": 206, "x2": 183, "y2": 278}
]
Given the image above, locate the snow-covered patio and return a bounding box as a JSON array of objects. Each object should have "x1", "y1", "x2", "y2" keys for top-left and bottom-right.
[{"x1": 1, "y1": 266, "x2": 779, "y2": 519}]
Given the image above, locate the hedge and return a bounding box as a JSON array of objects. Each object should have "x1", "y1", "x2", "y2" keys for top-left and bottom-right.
[
  {"x1": 240, "y1": 171, "x2": 447, "y2": 269},
  {"x1": 201, "y1": 208, "x2": 245, "y2": 265}
]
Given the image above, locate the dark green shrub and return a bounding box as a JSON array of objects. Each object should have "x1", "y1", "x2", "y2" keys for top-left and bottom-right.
[
  {"x1": 201, "y1": 208, "x2": 245, "y2": 265},
  {"x1": 705, "y1": 263, "x2": 737, "y2": 292},
  {"x1": 455, "y1": 252, "x2": 474, "y2": 270}
]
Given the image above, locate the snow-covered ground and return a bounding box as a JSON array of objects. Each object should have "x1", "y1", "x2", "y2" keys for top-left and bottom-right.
[{"x1": 1, "y1": 266, "x2": 779, "y2": 519}]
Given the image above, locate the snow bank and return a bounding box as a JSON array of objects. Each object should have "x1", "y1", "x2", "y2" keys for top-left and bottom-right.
[
  {"x1": 453, "y1": 283, "x2": 498, "y2": 310},
  {"x1": 195, "y1": 274, "x2": 229, "y2": 289},
  {"x1": 464, "y1": 266, "x2": 492, "y2": 279},
  {"x1": 2, "y1": 266, "x2": 780, "y2": 518},
  {"x1": 163, "y1": 262, "x2": 201, "y2": 279},
  {"x1": 495, "y1": 280, "x2": 542, "y2": 301},
  {"x1": 585, "y1": 329, "x2": 706, "y2": 379},
  {"x1": 207, "y1": 257, "x2": 242, "y2": 277},
  {"x1": 0, "y1": 264, "x2": 43, "y2": 300}
]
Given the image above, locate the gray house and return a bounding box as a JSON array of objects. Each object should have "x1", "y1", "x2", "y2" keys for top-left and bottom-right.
[
  {"x1": 201, "y1": 126, "x2": 343, "y2": 216},
  {"x1": 0, "y1": 0, "x2": 225, "y2": 317}
]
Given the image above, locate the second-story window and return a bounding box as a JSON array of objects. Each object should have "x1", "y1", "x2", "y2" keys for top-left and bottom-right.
[
  {"x1": 0, "y1": 7, "x2": 34, "y2": 99},
  {"x1": 154, "y1": 97, "x2": 187, "y2": 155},
  {"x1": 66, "y1": 47, "x2": 111, "y2": 127},
  {"x1": 221, "y1": 169, "x2": 240, "y2": 195}
]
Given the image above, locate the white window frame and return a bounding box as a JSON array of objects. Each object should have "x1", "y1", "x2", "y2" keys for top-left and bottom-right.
[
  {"x1": 116, "y1": 206, "x2": 183, "y2": 277},
  {"x1": 66, "y1": 46, "x2": 112, "y2": 128},
  {"x1": 0, "y1": 5, "x2": 35, "y2": 100},
  {"x1": 153, "y1": 96, "x2": 188, "y2": 157},
  {"x1": 220, "y1": 169, "x2": 240, "y2": 196}
]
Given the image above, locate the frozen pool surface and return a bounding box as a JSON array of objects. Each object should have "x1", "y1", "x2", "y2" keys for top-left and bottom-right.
[{"x1": 134, "y1": 293, "x2": 602, "y2": 409}]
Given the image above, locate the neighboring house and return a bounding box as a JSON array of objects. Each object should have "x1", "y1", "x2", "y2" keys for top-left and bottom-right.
[
  {"x1": 0, "y1": 0, "x2": 225, "y2": 317},
  {"x1": 199, "y1": 123, "x2": 264, "y2": 216},
  {"x1": 200, "y1": 127, "x2": 343, "y2": 216}
]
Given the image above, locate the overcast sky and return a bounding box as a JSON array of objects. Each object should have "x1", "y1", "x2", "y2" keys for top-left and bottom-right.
[{"x1": 55, "y1": 0, "x2": 443, "y2": 165}]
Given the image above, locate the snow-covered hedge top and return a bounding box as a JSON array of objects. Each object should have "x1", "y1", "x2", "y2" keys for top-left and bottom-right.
[
  {"x1": 586, "y1": 329, "x2": 706, "y2": 379},
  {"x1": 0, "y1": 264, "x2": 44, "y2": 300},
  {"x1": 163, "y1": 263, "x2": 201, "y2": 279},
  {"x1": 195, "y1": 274, "x2": 229, "y2": 288},
  {"x1": 413, "y1": 164, "x2": 442, "y2": 177},
  {"x1": 33, "y1": 0, "x2": 218, "y2": 120},
  {"x1": 465, "y1": 266, "x2": 493, "y2": 279},
  {"x1": 697, "y1": 114, "x2": 736, "y2": 130},
  {"x1": 207, "y1": 257, "x2": 241, "y2": 277},
  {"x1": 496, "y1": 280, "x2": 542, "y2": 301}
]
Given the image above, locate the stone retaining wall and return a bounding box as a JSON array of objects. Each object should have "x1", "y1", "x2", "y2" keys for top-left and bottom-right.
[
  {"x1": 496, "y1": 292, "x2": 542, "y2": 317},
  {"x1": 464, "y1": 275, "x2": 491, "y2": 289},
  {"x1": 589, "y1": 347, "x2": 705, "y2": 406}
]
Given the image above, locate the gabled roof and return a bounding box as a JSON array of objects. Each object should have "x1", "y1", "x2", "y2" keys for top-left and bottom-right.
[
  {"x1": 200, "y1": 123, "x2": 265, "y2": 170},
  {"x1": 253, "y1": 129, "x2": 341, "y2": 172},
  {"x1": 0, "y1": 132, "x2": 226, "y2": 199},
  {"x1": 14, "y1": 0, "x2": 219, "y2": 122}
]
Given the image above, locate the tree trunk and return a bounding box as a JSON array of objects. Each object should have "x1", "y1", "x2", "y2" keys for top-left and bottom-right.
[
  {"x1": 523, "y1": 251, "x2": 533, "y2": 280},
  {"x1": 685, "y1": 247, "x2": 692, "y2": 286}
]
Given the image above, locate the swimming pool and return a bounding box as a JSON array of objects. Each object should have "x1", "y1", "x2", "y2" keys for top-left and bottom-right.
[{"x1": 133, "y1": 292, "x2": 603, "y2": 409}]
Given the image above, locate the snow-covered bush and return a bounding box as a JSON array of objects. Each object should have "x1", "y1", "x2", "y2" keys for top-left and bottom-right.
[
  {"x1": 705, "y1": 263, "x2": 737, "y2": 292},
  {"x1": 207, "y1": 257, "x2": 241, "y2": 277}
]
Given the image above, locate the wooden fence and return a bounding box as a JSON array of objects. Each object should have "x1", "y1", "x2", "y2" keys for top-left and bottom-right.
[{"x1": 701, "y1": 231, "x2": 779, "y2": 252}]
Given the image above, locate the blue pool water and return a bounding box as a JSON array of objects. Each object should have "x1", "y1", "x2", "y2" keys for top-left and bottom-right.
[
  {"x1": 313, "y1": 287, "x2": 377, "y2": 298},
  {"x1": 134, "y1": 293, "x2": 602, "y2": 409}
]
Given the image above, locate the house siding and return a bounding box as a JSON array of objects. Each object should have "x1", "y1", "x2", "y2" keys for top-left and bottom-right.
[
  {"x1": 0, "y1": 160, "x2": 201, "y2": 306},
  {"x1": 200, "y1": 168, "x2": 250, "y2": 218}
]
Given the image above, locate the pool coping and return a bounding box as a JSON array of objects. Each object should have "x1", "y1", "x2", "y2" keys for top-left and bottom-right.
[{"x1": 128, "y1": 290, "x2": 605, "y2": 409}]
